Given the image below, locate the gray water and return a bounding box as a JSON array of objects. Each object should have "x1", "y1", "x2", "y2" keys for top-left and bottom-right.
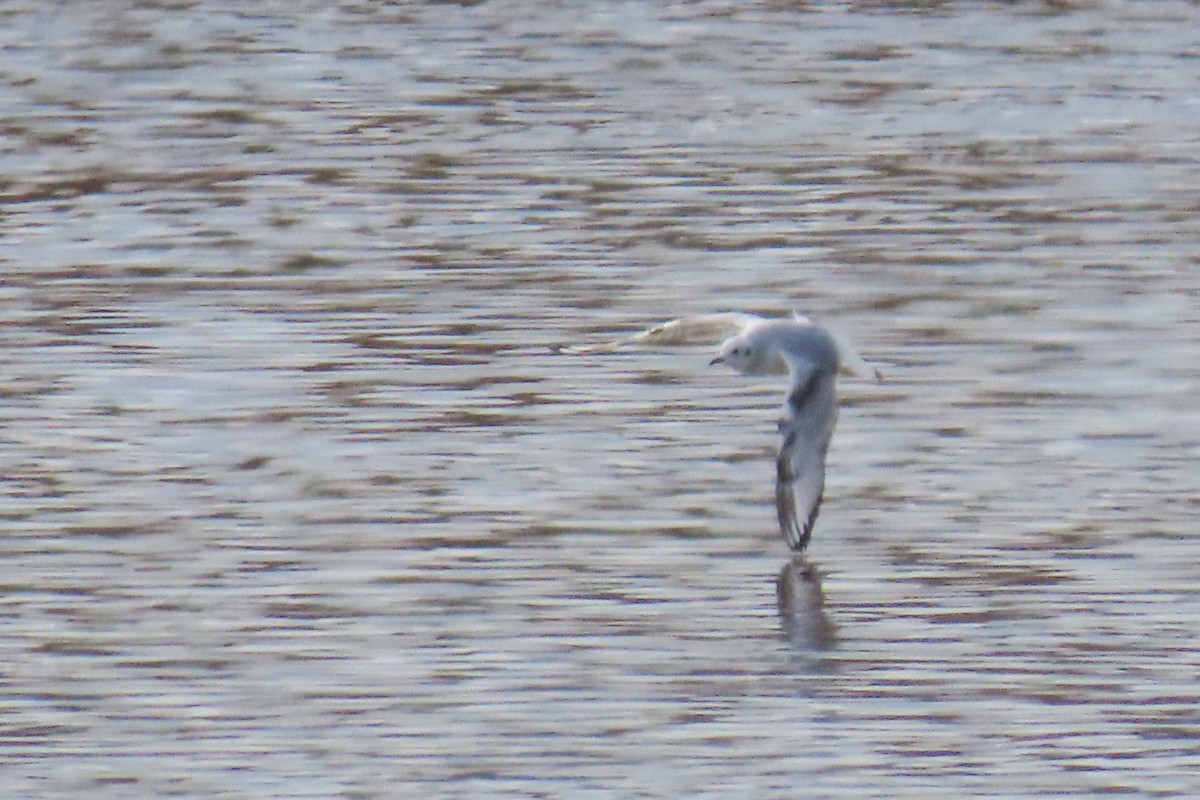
[{"x1": 2, "y1": 1, "x2": 1199, "y2": 797}]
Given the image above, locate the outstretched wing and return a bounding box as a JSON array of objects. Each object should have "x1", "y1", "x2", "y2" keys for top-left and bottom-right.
[
  {"x1": 775, "y1": 363, "x2": 838, "y2": 551},
  {"x1": 552, "y1": 313, "x2": 763, "y2": 355}
]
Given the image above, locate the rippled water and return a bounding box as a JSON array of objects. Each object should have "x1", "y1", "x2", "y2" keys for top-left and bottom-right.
[{"x1": 3, "y1": 1, "x2": 1200, "y2": 797}]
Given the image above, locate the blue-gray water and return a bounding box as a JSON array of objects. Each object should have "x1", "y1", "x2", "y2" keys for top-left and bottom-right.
[{"x1": 2, "y1": 2, "x2": 1199, "y2": 798}]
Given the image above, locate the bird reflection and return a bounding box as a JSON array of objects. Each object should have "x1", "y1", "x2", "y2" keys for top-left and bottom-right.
[{"x1": 776, "y1": 556, "x2": 836, "y2": 650}]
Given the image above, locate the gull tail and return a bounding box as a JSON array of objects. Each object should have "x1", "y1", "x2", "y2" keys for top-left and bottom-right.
[{"x1": 828, "y1": 328, "x2": 884, "y2": 382}]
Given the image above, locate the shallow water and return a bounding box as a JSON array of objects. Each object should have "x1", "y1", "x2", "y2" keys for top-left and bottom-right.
[{"x1": 2, "y1": 1, "x2": 1200, "y2": 797}]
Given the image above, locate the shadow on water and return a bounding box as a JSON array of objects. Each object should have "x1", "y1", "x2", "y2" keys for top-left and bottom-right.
[{"x1": 776, "y1": 555, "x2": 837, "y2": 652}]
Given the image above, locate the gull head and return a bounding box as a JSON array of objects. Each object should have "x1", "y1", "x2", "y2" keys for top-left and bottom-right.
[{"x1": 710, "y1": 334, "x2": 762, "y2": 375}]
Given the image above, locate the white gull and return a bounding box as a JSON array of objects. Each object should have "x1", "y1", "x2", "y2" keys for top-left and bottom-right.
[{"x1": 559, "y1": 312, "x2": 879, "y2": 551}]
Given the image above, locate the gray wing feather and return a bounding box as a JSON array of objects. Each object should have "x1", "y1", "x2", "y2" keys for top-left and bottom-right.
[
  {"x1": 553, "y1": 313, "x2": 763, "y2": 355},
  {"x1": 775, "y1": 365, "x2": 838, "y2": 551}
]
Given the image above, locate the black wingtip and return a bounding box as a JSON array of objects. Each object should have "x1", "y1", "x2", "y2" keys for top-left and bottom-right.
[{"x1": 776, "y1": 481, "x2": 821, "y2": 551}]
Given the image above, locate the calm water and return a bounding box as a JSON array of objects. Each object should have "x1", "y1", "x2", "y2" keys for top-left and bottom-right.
[{"x1": 2, "y1": 1, "x2": 1199, "y2": 797}]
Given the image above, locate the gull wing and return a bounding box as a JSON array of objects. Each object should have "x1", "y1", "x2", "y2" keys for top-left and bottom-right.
[
  {"x1": 774, "y1": 359, "x2": 838, "y2": 551},
  {"x1": 552, "y1": 313, "x2": 763, "y2": 355}
]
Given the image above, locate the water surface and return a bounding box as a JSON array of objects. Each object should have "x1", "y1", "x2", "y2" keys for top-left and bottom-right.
[{"x1": 2, "y1": 2, "x2": 1199, "y2": 798}]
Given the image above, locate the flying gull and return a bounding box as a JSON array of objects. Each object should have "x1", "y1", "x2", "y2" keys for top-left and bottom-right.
[{"x1": 557, "y1": 312, "x2": 878, "y2": 551}]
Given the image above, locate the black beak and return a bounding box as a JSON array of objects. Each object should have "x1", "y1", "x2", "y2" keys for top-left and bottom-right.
[{"x1": 709, "y1": 356, "x2": 724, "y2": 365}]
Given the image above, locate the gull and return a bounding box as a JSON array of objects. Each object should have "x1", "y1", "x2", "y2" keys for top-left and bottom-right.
[{"x1": 557, "y1": 312, "x2": 879, "y2": 551}]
